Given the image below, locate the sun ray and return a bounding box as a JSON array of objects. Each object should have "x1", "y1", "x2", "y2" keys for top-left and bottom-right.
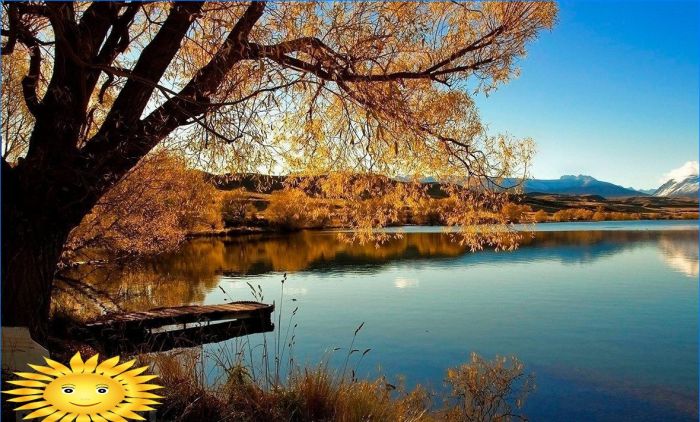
[
  {"x1": 125, "y1": 384, "x2": 162, "y2": 392},
  {"x1": 115, "y1": 374, "x2": 156, "y2": 388},
  {"x1": 43, "y1": 358, "x2": 71, "y2": 375},
  {"x1": 95, "y1": 357, "x2": 120, "y2": 374},
  {"x1": 42, "y1": 410, "x2": 67, "y2": 422},
  {"x1": 101, "y1": 360, "x2": 136, "y2": 378},
  {"x1": 114, "y1": 367, "x2": 148, "y2": 383},
  {"x1": 13, "y1": 399, "x2": 50, "y2": 411},
  {"x1": 15, "y1": 372, "x2": 55, "y2": 382},
  {"x1": 23, "y1": 405, "x2": 58, "y2": 419},
  {"x1": 28, "y1": 364, "x2": 66, "y2": 378},
  {"x1": 110, "y1": 406, "x2": 146, "y2": 421},
  {"x1": 124, "y1": 398, "x2": 160, "y2": 406},
  {"x1": 3, "y1": 388, "x2": 45, "y2": 395},
  {"x1": 125, "y1": 391, "x2": 162, "y2": 399},
  {"x1": 101, "y1": 411, "x2": 128, "y2": 422},
  {"x1": 7, "y1": 394, "x2": 44, "y2": 402},
  {"x1": 4, "y1": 353, "x2": 162, "y2": 421},
  {"x1": 7, "y1": 379, "x2": 48, "y2": 388},
  {"x1": 120, "y1": 402, "x2": 156, "y2": 412},
  {"x1": 83, "y1": 354, "x2": 100, "y2": 374},
  {"x1": 69, "y1": 353, "x2": 85, "y2": 374}
]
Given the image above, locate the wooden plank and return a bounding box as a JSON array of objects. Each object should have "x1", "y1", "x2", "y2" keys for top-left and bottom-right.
[
  {"x1": 98, "y1": 319, "x2": 275, "y2": 355},
  {"x1": 85, "y1": 301, "x2": 274, "y2": 330}
]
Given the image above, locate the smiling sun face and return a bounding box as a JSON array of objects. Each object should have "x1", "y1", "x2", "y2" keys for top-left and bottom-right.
[
  {"x1": 43, "y1": 372, "x2": 125, "y2": 415},
  {"x1": 3, "y1": 352, "x2": 163, "y2": 422}
]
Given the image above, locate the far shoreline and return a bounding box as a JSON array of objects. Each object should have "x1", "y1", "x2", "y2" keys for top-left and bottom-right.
[{"x1": 187, "y1": 218, "x2": 700, "y2": 239}]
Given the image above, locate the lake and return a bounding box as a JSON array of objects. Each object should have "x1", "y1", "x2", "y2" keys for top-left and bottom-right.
[{"x1": 72, "y1": 220, "x2": 699, "y2": 421}]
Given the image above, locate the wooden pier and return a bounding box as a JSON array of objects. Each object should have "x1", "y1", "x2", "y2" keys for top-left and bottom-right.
[{"x1": 81, "y1": 301, "x2": 275, "y2": 353}]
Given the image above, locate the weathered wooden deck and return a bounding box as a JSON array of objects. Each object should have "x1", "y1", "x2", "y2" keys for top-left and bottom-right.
[
  {"x1": 85, "y1": 301, "x2": 274, "y2": 330},
  {"x1": 80, "y1": 301, "x2": 275, "y2": 353}
]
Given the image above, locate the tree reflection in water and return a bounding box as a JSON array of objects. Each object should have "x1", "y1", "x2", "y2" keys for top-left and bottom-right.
[{"x1": 56, "y1": 228, "x2": 698, "y2": 319}]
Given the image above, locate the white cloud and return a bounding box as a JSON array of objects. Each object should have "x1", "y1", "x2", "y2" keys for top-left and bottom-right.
[{"x1": 660, "y1": 161, "x2": 699, "y2": 183}]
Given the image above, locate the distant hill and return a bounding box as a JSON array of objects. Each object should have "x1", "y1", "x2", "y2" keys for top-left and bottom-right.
[
  {"x1": 654, "y1": 175, "x2": 699, "y2": 198},
  {"x1": 208, "y1": 173, "x2": 648, "y2": 199},
  {"x1": 504, "y1": 175, "x2": 646, "y2": 198}
]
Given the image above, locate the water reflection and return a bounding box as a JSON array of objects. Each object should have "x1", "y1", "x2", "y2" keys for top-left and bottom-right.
[
  {"x1": 394, "y1": 277, "x2": 419, "y2": 289},
  {"x1": 658, "y1": 233, "x2": 699, "y2": 277},
  {"x1": 63, "y1": 226, "x2": 699, "y2": 314},
  {"x1": 58, "y1": 223, "x2": 698, "y2": 421}
]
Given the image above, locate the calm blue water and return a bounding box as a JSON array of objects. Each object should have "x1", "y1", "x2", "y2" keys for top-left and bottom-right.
[{"x1": 85, "y1": 221, "x2": 699, "y2": 421}]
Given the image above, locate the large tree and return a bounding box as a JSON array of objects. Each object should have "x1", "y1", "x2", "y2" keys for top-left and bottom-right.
[{"x1": 1, "y1": 1, "x2": 555, "y2": 341}]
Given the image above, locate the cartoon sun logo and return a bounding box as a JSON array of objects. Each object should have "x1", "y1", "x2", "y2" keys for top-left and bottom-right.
[{"x1": 3, "y1": 352, "x2": 163, "y2": 421}]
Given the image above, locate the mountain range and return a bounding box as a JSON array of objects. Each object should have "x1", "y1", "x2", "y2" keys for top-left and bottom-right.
[
  {"x1": 504, "y1": 174, "x2": 698, "y2": 199},
  {"x1": 505, "y1": 175, "x2": 642, "y2": 198},
  {"x1": 210, "y1": 173, "x2": 698, "y2": 200}
]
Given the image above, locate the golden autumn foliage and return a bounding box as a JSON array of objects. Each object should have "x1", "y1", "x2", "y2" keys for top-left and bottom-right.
[
  {"x1": 551, "y1": 207, "x2": 641, "y2": 222},
  {"x1": 1, "y1": 1, "x2": 559, "y2": 248},
  {"x1": 501, "y1": 203, "x2": 533, "y2": 223},
  {"x1": 64, "y1": 152, "x2": 221, "y2": 262},
  {"x1": 533, "y1": 209, "x2": 548, "y2": 223},
  {"x1": 1, "y1": 51, "x2": 33, "y2": 161},
  {"x1": 1, "y1": 1, "x2": 557, "y2": 332},
  {"x1": 2, "y1": 1, "x2": 556, "y2": 179},
  {"x1": 1, "y1": 1, "x2": 560, "y2": 257},
  {"x1": 263, "y1": 189, "x2": 333, "y2": 230},
  {"x1": 267, "y1": 173, "x2": 523, "y2": 250},
  {"x1": 220, "y1": 188, "x2": 259, "y2": 226}
]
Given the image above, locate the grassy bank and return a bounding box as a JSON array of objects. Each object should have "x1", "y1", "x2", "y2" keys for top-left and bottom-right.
[{"x1": 149, "y1": 350, "x2": 532, "y2": 422}]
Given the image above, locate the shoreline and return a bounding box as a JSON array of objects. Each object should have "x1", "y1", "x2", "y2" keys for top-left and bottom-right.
[{"x1": 186, "y1": 218, "x2": 700, "y2": 239}]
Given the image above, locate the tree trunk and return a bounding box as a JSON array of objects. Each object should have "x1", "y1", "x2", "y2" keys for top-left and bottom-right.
[{"x1": 2, "y1": 163, "x2": 76, "y2": 344}]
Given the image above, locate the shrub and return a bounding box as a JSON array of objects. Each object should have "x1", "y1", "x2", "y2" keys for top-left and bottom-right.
[
  {"x1": 501, "y1": 203, "x2": 532, "y2": 223},
  {"x1": 441, "y1": 353, "x2": 533, "y2": 422},
  {"x1": 65, "y1": 151, "x2": 221, "y2": 261},
  {"x1": 264, "y1": 189, "x2": 332, "y2": 230},
  {"x1": 221, "y1": 189, "x2": 257, "y2": 226},
  {"x1": 533, "y1": 209, "x2": 548, "y2": 222},
  {"x1": 552, "y1": 209, "x2": 573, "y2": 222}
]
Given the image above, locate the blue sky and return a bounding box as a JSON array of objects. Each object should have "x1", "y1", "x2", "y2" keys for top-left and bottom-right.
[{"x1": 474, "y1": 0, "x2": 699, "y2": 190}]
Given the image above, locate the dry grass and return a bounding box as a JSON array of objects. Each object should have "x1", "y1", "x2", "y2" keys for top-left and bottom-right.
[{"x1": 146, "y1": 351, "x2": 532, "y2": 422}]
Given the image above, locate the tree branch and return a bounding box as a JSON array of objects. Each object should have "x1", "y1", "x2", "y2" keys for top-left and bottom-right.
[
  {"x1": 247, "y1": 26, "x2": 501, "y2": 84},
  {"x1": 21, "y1": 40, "x2": 42, "y2": 116},
  {"x1": 77, "y1": 2, "x2": 122, "y2": 58},
  {"x1": 95, "y1": 3, "x2": 141, "y2": 65},
  {"x1": 89, "y1": 3, "x2": 141, "y2": 101},
  {"x1": 1, "y1": 5, "x2": 44, "y2": 115},
  {"x1": 96, "y1": 1, "x2": 204, "y2": 135},
  {"x1": 0, "y1": 4, "x2": 21, "y2": 55},
  {"x1": 139, "y1": 1, "x2": 267, "y2": 138},
  {"x1": 82, "y1": 1, "x2": 266, "y2": 186}
]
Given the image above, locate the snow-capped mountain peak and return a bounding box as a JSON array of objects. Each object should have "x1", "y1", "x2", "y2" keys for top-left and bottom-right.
[{"x1": 654, "y1": 175, "x2": 699, "y2": 198}]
